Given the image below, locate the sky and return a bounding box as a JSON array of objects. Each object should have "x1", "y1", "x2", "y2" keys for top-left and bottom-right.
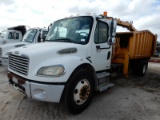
[{"x1": 0, "y1": 0, "x2": 160, "y2": 41}]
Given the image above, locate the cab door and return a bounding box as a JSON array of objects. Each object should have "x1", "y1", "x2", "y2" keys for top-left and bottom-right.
[
  {"x1": 91, "y1": 20, "x2": 113, "y2": 72},
  {"x1": 13, "y1": 32, "x2": 21, "y2": 42}
]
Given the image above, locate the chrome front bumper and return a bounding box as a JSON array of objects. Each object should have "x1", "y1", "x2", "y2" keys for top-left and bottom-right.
[{"x1": 8, "y1": 72, "x2": 65, "y2": 103}]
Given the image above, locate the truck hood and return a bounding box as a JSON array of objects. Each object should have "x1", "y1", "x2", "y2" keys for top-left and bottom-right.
[
  {"x1": 9, "y1": 42, "x2": 89, "y2": 80},
  {"x1": 0, "y1": 42, "x2": 29, "y2": 57},
  {"x1": 10, "y1": 42, "x2": 88, "y2": 59}
]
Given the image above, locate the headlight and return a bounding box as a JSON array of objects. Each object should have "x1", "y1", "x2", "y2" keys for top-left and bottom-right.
[{"x1": 37, "y1": 65, "x2": 65, "y2": 77}]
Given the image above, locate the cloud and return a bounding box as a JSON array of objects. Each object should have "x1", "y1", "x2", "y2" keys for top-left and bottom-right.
[
  {"x1": 0, "y1": 0, "x2": 14, "y2": 5},
  {"x1": 67, "y1": 0, "x2": 100, "y2": 14},
  {"x1": 0, "y1": 0, "x2": 159, "y2": 41},
  {"x1": 134, "y1": 13, "x2": 160, "y2": 40}
]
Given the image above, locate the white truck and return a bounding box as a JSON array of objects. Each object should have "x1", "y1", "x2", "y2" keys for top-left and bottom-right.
[
  {"x1": 0, "y1": 25, "x2": 26, "y2": 45},
  {"x1": 0, "y1": 28, "x2": 48, "y2": 65},
  {"x1": 7, "y1": 13, "x2": 157, "y2": 114}
]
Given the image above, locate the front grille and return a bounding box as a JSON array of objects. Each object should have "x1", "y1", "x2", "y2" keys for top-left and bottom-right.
[
  {"x1": 9, "y1": 54, "x2": 29, "y2": 76},
  {"x1": 0, "y1": 48, "x2": 2, "y2": 56}
]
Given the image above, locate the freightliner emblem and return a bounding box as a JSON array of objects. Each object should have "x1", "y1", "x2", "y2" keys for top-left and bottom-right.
[{"x1": 14, "y1": 51, "x2": 19, "y2": 55}]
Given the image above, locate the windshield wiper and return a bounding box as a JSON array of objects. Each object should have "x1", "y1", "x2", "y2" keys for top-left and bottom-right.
[
  {"x1": 22, "y1": 39, "x2": 32, "y2": 43},
  {"x1": 45, "y1": 40, "x2": 52, "y2": 42},
  {"x1": 47, "y1": 38, "x2": 77, "y2": 43}
]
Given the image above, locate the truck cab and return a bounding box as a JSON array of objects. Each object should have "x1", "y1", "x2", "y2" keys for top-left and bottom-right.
[
  {"x1": 0, "y1": 30, "x2": 22, "y2": 44},
  {"x1": 0, "y1": 25, "x2": 26, "y2": 45},
  {"x1": 21, "y1": 28, "x2": 48, "y2": 43},
  {"x1": 0, "y1": 28, "x2": 48, "y2": 66}
]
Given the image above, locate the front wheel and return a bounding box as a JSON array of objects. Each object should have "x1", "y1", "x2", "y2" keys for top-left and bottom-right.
[{"x1": 63, "y1": 69, "x2": 94, "y2": 114}]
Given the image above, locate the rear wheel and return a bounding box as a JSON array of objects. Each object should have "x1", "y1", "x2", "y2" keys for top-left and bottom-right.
[
  {"x1": 137, "y1": 59, "x2": 148, "y2": 76},
  {"x1": 130, "y1": 60, "x2": 138, "y2": 75},
  {"x1": 63, "y1": 69, "x2": 94, "y2": 114},
  {"x1": 131, "y1": 59, "x2": 148, "y2": 76}
]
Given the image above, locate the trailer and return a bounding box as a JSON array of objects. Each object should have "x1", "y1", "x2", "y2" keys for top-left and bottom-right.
[{"x1": 112, "y1": 30, "x2": 157, "y2": 76}]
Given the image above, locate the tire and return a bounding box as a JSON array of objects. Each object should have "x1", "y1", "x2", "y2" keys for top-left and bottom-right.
[
  {"x1": 137, "y1": 59, "x2": 148, "y2": 76},
  {"x1": 63, "y1": 69, "x2": 94, "y2": 114},
  {"x1": 131, "y1": 59, "x2": 148, "y2": 76},
  {"x1": 130, "y1": 60, "x2": 138, "y2": 75}
]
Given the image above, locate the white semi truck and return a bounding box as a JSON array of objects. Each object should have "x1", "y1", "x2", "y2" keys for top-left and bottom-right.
[
  {"x1": 0, "y1": 25, "x2": 26, "y2": 45},
  {"x1": 0, "y1": 28, "x2": 48, "y2": 65},
  {"x1": 7, "y1": 13, "x2": 157, "y2": 114}
]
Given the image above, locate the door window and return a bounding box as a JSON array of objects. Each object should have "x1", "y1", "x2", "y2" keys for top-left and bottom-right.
[
  {"x1": 8, "y1": 32, "x2": 14, "y2": 39},
  {"x1": 94, "y1": 21, "x2": 108, "y2": 44},
  {"x1": 16, "y1": 33, "x2": 19, "y2": 39}
]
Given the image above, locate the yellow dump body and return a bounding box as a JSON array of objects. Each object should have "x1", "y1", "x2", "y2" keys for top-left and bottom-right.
[{"x1": 112, "y1": 30, "x2": 157, "y2": 76}]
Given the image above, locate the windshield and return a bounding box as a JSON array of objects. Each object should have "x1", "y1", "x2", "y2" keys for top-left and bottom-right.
[
  {"x1": 22, "y1": 29, "x2": 37, "y2": 43},
  {"x1": 46, "y1": 16, "x2": 93, "y2": 44},
  {"x1": 0, "y1": 30, "x2": 7, "y2": 39}
]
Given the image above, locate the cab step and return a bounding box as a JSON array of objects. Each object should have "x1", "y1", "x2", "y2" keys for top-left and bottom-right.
[
  {"x1": 96, "y1": 72, "x2": 114, "y2": 92},
  {"x1": 96, "y1": 72, "x2": 110, "y2": 79},
  {"x1": 98, "y1": 83, "x2": 114, "y2": 92}
]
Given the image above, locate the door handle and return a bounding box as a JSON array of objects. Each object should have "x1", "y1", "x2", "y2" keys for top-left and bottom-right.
[
  {"x1": 96, "y1": 45, "x2": 111, "y2": 49},
  {"x1": 96, "y1": 45, "x2": 100, "y2": 49},
  {"x1": 107, "y1": 51, "x2": 111, "y2": 60}
]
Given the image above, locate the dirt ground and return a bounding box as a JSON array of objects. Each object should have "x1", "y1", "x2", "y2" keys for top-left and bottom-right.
[{"x1": 0, "y1": 62, "x2": 160, "y2": 120}]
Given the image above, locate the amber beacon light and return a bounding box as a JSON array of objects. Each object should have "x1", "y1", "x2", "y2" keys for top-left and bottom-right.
[{"x1": 103, "y1": 11, "x2": 107, "y2": 17}]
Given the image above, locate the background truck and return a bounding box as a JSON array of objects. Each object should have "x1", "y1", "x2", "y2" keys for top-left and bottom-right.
[
  {"x1": 0, "y1": 28, "x2": 48, "y2": 65},
  {"x1": 0, "y1": 25, "x2": 26, "y2": 45},
  {"x1": 7, "y1": 12, "x2": 157, "y2": 114}
]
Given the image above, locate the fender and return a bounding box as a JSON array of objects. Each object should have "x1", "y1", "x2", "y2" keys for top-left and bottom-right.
[{"x1": 27, "y1": 55, "x2": 92, "y2": 83}]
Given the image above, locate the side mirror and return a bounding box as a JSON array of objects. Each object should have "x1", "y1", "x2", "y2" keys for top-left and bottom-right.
[
  {"x1": 108, "y1": 39, "x2": 112, "y2": 45},
  {"x1": 40, "y1": 32, "x2": 46, "y2": 42},
  {"x1": 48, "y1": 23, "x2": 52, "y2": 31},
  {"x1": 43, "y1": 36, "x2": 46, "y2": 41}
]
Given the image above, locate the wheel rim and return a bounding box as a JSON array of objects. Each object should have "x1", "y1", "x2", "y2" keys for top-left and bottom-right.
[
  {"x1": 73, "y1": 79, "x2": 90, "y2": 105},
  {"x1": 142, "y1": 64, "x2": 146, "y2": 74}
]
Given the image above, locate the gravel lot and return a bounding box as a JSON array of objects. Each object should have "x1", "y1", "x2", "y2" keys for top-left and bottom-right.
[{"x1": 0, "y1": 62, "x2": 160, "y2": 120}]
